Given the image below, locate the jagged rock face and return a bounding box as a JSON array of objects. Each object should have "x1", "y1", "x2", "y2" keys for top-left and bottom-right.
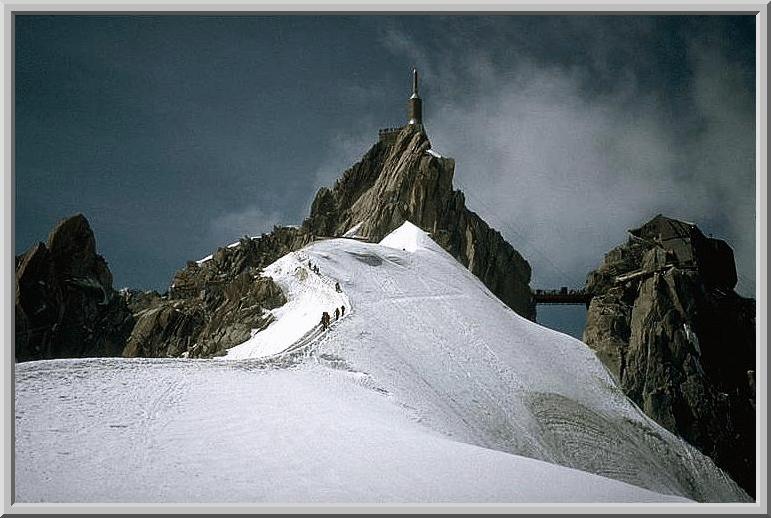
[
  {"x1": 583, "y1": 214, "x2": 755, "y2": 496},
  {"x1": 305, "y1": 125, "x2": 534, "y2": 318},
  {"x1": 122, "y1": 231, "x2": 294, "y2": 359},
  {"x1": 14, "y1": 214, "x2": 134, "y2": 361}
]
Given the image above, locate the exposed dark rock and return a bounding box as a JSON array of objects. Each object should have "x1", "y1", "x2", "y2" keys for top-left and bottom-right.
[
  {"x1": 583, "y1": 214, "x2": 755, "y2": 496},
  {"x1": 122, "y1": 233, "x2": 292, "y2": 359},
  {"x1": 14, "y1": 214, "x2": 134, "y2": 361}
]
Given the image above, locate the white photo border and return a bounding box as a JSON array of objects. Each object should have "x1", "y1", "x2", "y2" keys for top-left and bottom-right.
[{"x1": 1, "y1": 2, "x2": 767, "y2": 515}]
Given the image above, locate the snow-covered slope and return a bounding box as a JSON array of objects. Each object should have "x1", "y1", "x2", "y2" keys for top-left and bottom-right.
[
  {"x1": 15, "y1": 222, "x2": 748, "y2": 503},
  {"x1": 228, "y1": 222, "x2": 744, "y2": 502},
  {"x1": 16, "y1": 358, "x2": 688, "y2": 503},
  {"x1": 226, "y1": 252, "x2": 349, "y2": 359}
]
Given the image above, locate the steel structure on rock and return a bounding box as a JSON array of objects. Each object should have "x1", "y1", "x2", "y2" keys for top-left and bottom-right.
[{"x1": 407, "y1": 67, "x2": 422, "y2": 126}]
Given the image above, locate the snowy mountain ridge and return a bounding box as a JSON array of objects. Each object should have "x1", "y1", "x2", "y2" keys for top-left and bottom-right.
[{"x1": 15, "y1": 221, "x2": 749, "y2": 503}]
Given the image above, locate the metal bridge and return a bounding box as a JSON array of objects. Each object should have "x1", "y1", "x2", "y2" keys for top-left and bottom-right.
[{"x1": 532, "y1": 288, "x2": 593, "y2": 305}]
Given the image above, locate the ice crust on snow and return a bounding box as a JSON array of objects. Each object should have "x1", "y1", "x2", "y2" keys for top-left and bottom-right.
[{"x1": 14, "y1": 221, "x2": 748, "y2": 503}]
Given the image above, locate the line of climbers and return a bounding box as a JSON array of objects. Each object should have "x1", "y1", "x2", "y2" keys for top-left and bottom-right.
[
  {"x1": 306, "y1": 260, "x2": 347, "y2": 331},
  {"x1": 320, "y1": 305, "x2": 346, "y2": 330}
]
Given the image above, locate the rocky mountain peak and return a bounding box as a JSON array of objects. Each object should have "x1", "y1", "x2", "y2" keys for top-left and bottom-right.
[
  {"x1": 308, "y1": 124, "x2": 447, "y2": 241},
  {"x1": 583, "y1": 213, "x2": 755, "y2": 496},
  {"x1": 304, "y1": 125, "x2": 533, "y2": 318},
  {"x1": 47, "y1": 213, "x2": 96, "y2": 262},
  {"x1": 15, "y1": 214, "x2": 133, "y2": 361},
  {"x1": 45, "y1": 213, "x2": 113, "y2": 289},
  {"x1": 120, "y1": 124, "x2": 535, "y2": 360}
]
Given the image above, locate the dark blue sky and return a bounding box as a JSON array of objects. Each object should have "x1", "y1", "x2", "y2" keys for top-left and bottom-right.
[{"x1": 15, "y1": 15, "x2": 756, "y2": 337}]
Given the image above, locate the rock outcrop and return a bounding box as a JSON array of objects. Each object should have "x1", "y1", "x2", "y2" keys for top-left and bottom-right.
[
  {"x1": 122, "y1": 233, "x2": 291, "y2": 358},
  {"x1": 583, "y1": 214, "x2": 756, "y2": 496},
  {"x1": 15, "y1": 214, "x2": 134, "y2": 361}
]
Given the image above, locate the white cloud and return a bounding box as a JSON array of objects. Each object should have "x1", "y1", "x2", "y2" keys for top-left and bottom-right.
[{"x1": 380, "y1": 23, "x2": 756, "y2": 296}]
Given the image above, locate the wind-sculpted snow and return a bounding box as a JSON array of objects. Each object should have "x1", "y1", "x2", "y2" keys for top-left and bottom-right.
[{"x1": 15, "y1": 222, "x2": 748, "y2": 503}]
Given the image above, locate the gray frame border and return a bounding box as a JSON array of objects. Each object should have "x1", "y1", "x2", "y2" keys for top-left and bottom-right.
[{"x1": 1, "y1": 1, "x2": 767, "y2": 515}]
